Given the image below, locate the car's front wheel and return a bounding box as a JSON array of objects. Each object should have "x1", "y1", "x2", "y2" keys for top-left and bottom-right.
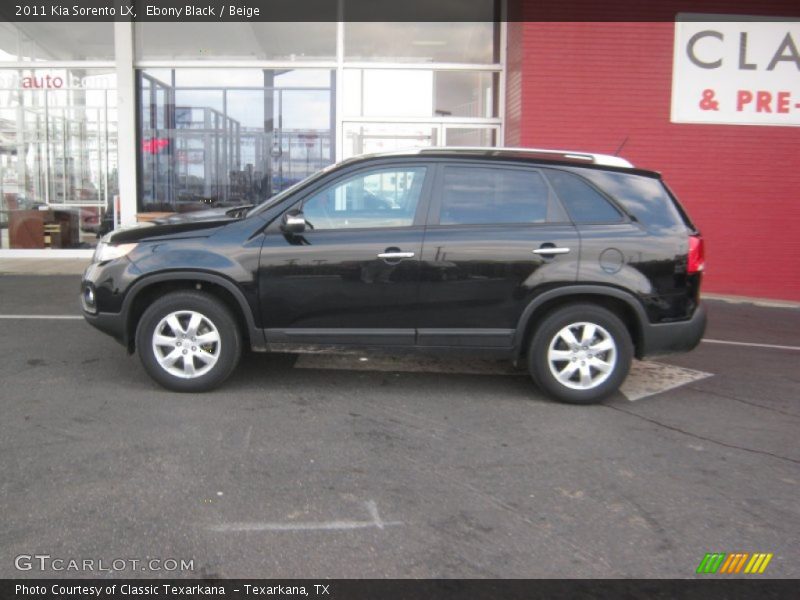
[
  {"x1": 527, "y1": 304, "x2": 632, "y2": 404},
  {"x1": 136, "y1": 291, "x2": 242, "y2": 392}
]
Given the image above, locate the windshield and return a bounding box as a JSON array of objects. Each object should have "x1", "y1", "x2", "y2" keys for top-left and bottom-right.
[{"x1": 246, "y1": 162, "x2": 342, "y2": 219}]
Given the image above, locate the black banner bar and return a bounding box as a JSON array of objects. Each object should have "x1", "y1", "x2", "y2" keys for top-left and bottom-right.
[
  {"x1": 1, "y1": 0, "x2": 799, "y2": 22},
  {"x1": 2, "y1": 579, "x2": 799, "y2": 600}
]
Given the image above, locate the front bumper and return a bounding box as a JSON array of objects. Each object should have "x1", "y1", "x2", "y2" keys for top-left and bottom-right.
[
  {"x1": 81, "y1": 263, "x2": 128, "y2": 347},
  {"x1": 639, "y1": 303, "x2": 707, "y2": 357},
  {"x1": 82, "y1": 309, "x2": 127, "y2": 347}
]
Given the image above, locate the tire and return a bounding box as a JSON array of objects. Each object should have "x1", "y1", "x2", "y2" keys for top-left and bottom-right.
[
  {"x1": 135, "y1": 291, "x2": 242, "y2": 392},
  {"x1": 527, "y1": 303, "x2": 633, "y2": 405}
]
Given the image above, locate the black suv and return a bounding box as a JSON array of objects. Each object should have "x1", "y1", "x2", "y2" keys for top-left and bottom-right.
[{"x1": 81, "y1": 148, "x2": 706, "y2": 404}]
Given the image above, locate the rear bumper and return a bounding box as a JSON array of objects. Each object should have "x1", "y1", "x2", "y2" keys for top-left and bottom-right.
[{"x1": 639, "y1": 303, "x2": 707, "y2": 357}]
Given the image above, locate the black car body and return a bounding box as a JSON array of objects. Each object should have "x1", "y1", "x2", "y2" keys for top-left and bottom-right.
[{"x1": 81, "y1": 148, "x2": 706, "y2": 403}]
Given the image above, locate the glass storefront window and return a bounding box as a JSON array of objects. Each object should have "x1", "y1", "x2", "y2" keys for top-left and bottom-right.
[
  {"x1": 0, "y1": 20, "x2": 502, "y2": 254},
  {"x1": 345, "y1": 22, "x2": 498, "y2": 64},
  {"x1": 0, "y1": 23, "x2": 114, "y2": 62},
  {"x1": 135, "y1": 23, "x2": 337, "y2": 62},
  {"x1": 138, "y1": 69, "x2": 335, "y2": 215},
  {"x1": 0, "y1": 69, "x2": 117, "y2": 250},
  {"x1": 344, "y1": 70, "x2": 432, "y2": 118},
  {"x1": 434, "y1": 71, "x2": 498, "y2": 119},
  {"x1": 343, "y1": 69, "x2": 498, "y2": 119}
]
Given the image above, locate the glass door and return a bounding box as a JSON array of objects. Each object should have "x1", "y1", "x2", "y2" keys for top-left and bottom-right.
[
  {"x1": 342, "y1": 122, "x2": 439, "y2": 159},
  {"x1": 342, "y1": 121, "x2": 500, "y2": 159},
  {"x1": 444, "y1": 125, "x2": 499, "y2": 148}
]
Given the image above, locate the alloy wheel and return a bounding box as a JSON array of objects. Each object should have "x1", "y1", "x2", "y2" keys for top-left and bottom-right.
[
  {"x1": 151, "y1": 310, "x2": 222, "y2": 379},
  {"x1": 546, "y1": 321, "x2": 617, "y2": 390}
]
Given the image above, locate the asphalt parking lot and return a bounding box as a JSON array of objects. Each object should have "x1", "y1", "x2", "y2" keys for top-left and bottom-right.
[{"x1": 0, "y1": 274, "x2": 798, "y2": 579}]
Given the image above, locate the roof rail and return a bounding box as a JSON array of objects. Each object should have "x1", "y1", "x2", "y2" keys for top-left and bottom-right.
[{"x1": 415, "y1": 146, "x2": 634, "y2": 168}]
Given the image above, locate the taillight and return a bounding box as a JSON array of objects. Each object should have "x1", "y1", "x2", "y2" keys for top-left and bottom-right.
[{"x1": 688, "y1": 235, "x2": 705, "y2": 274}]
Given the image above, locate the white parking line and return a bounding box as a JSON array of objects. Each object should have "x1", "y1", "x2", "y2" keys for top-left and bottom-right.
[
  {"x1": 702, "y1": 338, "x2": 800, "y2": 351},
  {"x1": 0, "y1": 314, "x2": 82, "y2": 320},
  {"x1": 209, "y1": 500, "x2": 401, "y2": 533}
]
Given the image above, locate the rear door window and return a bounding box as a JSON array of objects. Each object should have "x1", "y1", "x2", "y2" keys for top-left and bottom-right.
[{"x1": 435, "y1": 165, "x2": 567, "y2": 225}]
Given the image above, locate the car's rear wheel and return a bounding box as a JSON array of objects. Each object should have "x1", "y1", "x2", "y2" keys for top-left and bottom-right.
[
  {"x1": 528, "y1": 304, "x2": 632, "y2": 404},
  {"x1": 136, "y1": 291, "x2": 241, "y2": 392}
]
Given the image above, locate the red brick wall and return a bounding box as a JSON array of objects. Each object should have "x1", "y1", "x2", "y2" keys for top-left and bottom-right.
[{"x1": 505, "y1": 9, "x2": 800, "y2": 301}]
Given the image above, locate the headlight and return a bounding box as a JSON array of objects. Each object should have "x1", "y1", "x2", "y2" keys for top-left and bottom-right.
[{"x1": 93, "y1": 242, "x2": 137, "y2": 263}]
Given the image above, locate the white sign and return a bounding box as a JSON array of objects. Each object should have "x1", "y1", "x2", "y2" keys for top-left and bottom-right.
[{"x1": 672, "y1": 18, "x2": 800, "y2": 126}]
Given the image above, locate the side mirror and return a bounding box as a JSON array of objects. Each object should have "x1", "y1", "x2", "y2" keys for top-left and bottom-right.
[{"x1": 281, "y1": 210, "x2": 306, "y2": 234}]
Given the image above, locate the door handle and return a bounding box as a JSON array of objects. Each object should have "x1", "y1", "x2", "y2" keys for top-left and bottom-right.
[
  {"x1": 377, "y1": 251, "x2": 415, "y2": 259},
  {"x1": 533, "y1": 247, "x2": 571, "y2": 255}
]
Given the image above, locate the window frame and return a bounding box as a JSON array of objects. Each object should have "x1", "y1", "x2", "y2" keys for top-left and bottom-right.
[{"x1": 426, "y1": 160, "x2": 572, "y2": 229}]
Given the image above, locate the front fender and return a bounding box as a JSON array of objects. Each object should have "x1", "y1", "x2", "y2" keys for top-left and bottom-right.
[{"x1": 119, "y1": 270, "x2": 265, "y2": 351}]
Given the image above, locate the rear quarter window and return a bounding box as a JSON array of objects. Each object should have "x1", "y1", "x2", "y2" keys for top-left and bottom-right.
[
  {"x1": 543, "y1": 169, "x2": 622, "y2": 224},
  {"x1": 576, "y1": 169, "x2": 687, "y2": 232}
]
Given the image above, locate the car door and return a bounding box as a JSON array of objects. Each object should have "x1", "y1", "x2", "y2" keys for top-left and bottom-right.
[
  {"x1": 258, "y1": 161, "x2": 432, "y2": 346},
  {"x1": 416, "y1": 161, "x2": 580, "y2": 348}
]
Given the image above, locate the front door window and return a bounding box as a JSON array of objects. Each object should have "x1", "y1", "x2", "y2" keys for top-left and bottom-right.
[{"x1": 302, "y1": 167, "x2": 427, "y2": 230}]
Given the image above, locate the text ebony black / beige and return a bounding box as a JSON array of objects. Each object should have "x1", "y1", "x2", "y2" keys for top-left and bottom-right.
[{"x1": 82, "y1": 148, "x2": 706, "y2": 404}]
